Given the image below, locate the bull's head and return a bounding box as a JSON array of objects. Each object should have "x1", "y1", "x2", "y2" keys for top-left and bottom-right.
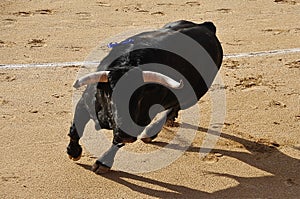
[{"x1": 73, "y1": 69, "x2": 183, "y2": 143}]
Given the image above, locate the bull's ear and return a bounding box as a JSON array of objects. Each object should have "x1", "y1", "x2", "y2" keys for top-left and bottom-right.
[{"x1": 201, "y1": 22, "x2": 216, "y2": 34}]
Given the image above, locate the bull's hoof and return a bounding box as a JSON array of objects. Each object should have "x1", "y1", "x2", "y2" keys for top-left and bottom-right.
[
  {"x1": 92, "y1": 161, "x2": 111, "y2": 174},
  {"x1": 141, "y1": 134, "x2": 158, "y2": 143},
  {"x1": 67, "y1": 141, "x2": 82, "y2": 161},
  {"x1": 68, "y1": 154, "x2": 82, "y2": 161},
  {"x1": 166, "y1": 119, "x2": 179, "y2": 127},
  {"x1": 141, "y1": 137, "x2": 153, "y2": 143}
]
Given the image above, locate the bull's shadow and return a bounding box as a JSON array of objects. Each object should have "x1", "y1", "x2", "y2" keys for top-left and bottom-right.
[
  {"x1": 77, "y1": 163, "x2": 210, "y2": 198},
  {"x1": 150, "y1": 123, "x2": 300, "y2": 198},
  {"x1": 77, "y1": 123, "x2": 300, "y2": 198}
]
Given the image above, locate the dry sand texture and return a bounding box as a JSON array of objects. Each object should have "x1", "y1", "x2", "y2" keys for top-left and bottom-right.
[{"x1": 0, "y1": 0, "x2": 300, "y2": 198}]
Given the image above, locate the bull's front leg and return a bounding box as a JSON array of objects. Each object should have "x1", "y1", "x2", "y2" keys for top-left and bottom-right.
[
  {"x1": 92, "y1": 127, "x2": 138, "y2": 174},
  {"x1": 67, "y1": 98, "x2": 91, "y2": 161},
  {"x1": 92, "y1": 142, "x2": 125, "y2": 174},
  {"x1": 67, "y1": 124, "x2": 82, "y2": 161}
]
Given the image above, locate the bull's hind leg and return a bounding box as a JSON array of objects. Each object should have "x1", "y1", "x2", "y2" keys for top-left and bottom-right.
[
  {"x1": 140, "y1": 109, "x2": 172, "y2": 143},
  {"x1": 166, "y1": 107, "x2": 180, "y2": 127}
]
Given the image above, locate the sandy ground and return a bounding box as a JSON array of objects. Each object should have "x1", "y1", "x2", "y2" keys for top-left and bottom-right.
[{"x1": 0, "y1": 0, "x2": 300, "y2": 198}]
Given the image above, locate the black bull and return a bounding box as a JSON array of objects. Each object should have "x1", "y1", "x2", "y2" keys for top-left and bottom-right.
[{"x1": 67, "y1": 20, "x2": 223, "y2": 174}]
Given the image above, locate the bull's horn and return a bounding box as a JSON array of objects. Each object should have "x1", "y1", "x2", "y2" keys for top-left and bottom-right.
[
  {"x1": 142, "y1": 71, "x2": 183, "y2": 89},
  {"x1": 73, "y1": 71, "x2": 109, "y2": 88}
]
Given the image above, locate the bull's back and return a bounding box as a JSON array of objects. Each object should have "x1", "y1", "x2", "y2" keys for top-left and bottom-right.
[
  {"x1": 99, "y1": 20, "x2": 223, "y2": 101},
  {"x1": 164, "y1": 20, "x2": 222, "y2": 67}
]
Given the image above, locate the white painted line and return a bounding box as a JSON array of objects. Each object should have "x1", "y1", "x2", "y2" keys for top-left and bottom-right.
[
  {"x1": 224, "y1": 47, "x2": 300, "y2": 58},
  {"x1": 1, "y1": 48, "x2": 299, "y2": 69},
  {"x1": 0, "y1": 61, "x2": 100, "y2": 69}
]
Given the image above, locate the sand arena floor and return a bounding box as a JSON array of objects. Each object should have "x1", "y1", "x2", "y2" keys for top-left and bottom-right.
[{"x1": 0, "y1": 0, "x2": 299, "y2": 198}]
